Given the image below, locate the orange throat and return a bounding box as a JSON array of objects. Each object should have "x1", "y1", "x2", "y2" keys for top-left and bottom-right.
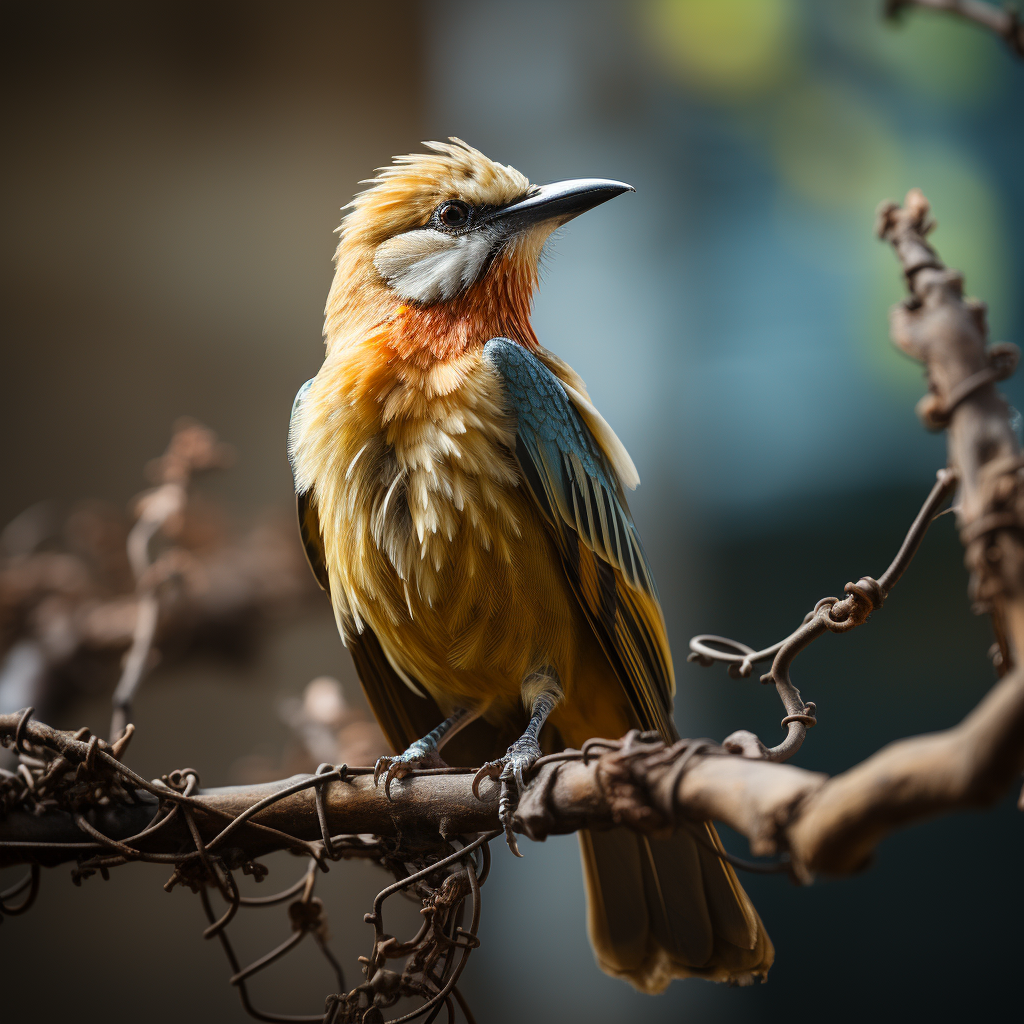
[{"x1": 381, "y1": 252, "x2": 540, "y2": 366}]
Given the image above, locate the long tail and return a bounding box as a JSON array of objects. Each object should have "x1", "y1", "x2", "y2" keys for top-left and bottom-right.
[{"x1": 579, "y1": 825, "x2": 773, "y2": 993}]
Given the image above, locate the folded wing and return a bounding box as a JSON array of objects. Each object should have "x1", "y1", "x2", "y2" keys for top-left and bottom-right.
[{"x1": 482, "y1": 338, "x2": 676, "y2": 741}]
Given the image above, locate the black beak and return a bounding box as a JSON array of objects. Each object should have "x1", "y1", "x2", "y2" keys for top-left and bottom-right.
[{"x1": 480, "y1": 178, "x2": 634, "y2": 232}]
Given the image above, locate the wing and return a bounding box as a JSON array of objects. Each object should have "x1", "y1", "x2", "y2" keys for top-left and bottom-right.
[
  {"x1": 483, "y1": 338, "x2": 677, "y2": 741},
  {"x1": 289, "y1": 380, "x2": 331, "y2": 593},
  {"x1": 288, "y1": 378, "x2": 503, "y2": 764}
]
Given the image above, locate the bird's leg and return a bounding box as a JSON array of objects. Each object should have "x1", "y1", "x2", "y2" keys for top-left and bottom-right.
[
  {"x1": 374, "y1": 707, "x2": 476, "y2": 800},
  {"x1": 473, "y1": 669, "x2": 562, "y2": 856}
]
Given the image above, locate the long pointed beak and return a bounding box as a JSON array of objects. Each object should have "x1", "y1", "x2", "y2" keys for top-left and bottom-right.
[{"x1": 481, "y1": 178, "x2": 634, "y2": 232}]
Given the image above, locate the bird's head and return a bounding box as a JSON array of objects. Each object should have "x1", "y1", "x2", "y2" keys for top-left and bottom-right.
[{"x1": 326, "y1": 139, "x2": 632, "y2": 359}]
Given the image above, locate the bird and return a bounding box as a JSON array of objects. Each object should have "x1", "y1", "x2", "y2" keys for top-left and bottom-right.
[{"x1": 288, "y1": 139, "x2": 773, "y2": 993}]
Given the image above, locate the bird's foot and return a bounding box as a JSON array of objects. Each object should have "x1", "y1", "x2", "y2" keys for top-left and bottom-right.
[
  {"x1": 373, "y1": 741, "x2": 447, "y2": 801},
  {"x1": 471, "y1": 736, "x2": 542, "y2": 857}
]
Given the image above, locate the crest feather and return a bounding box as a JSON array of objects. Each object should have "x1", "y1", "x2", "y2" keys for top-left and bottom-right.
[{"x1": 339, "y1": 138, "x2": 530, "y2": 246}]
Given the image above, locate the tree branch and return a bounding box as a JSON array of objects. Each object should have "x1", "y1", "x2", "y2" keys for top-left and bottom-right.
[
  {"x1": 885, "y1": 0, "x2": 1024, "y2": 57},
  {"x1": 688, "y1": 467, "x2": 958, "y2": 762}
]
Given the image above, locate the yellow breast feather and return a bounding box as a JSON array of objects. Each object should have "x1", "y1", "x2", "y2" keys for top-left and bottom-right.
[{"x1": 290, "y1": 336, "x2": 579, "y2": 714}]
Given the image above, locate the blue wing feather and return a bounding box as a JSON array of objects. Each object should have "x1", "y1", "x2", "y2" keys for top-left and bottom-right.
[
  {"x1": 484, "y1": 338, "x2": 674, "y2": 734},
  {"x1": 484, "y1": 338, "x2": 657, "y2": 598}
]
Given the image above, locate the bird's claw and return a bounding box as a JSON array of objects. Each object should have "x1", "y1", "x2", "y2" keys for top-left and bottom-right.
[
  {"x1": 471, "y1": 737, "x2": 542, "y2": 857},
  {"x1": 373, "y1": 743, "x2": 446, "y2": 801}
]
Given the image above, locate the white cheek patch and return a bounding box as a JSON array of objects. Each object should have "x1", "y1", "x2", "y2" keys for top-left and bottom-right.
[{"x1": 374, "y1": 229, "x2": 497, "y2": 304}]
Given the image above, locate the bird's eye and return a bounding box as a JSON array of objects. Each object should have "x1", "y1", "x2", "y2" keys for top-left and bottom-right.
[{"x1": 437, "y1": 200, "x2": 470, "y2": 230}]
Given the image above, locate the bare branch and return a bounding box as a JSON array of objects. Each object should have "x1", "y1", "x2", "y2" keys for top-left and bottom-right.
[
  {"x1": 876, "y1": 189, "x2": 1024, "y2": 649},
  {"x1": 0, "y1": 421, "x2": 319, "y2": 757},
  {"x1": 689, "y1": 467, "x2": 958, "y2": 760},
  {"x1": 885, "y1": 0, "x2": 1024, "y2": 57},
  {"x1": 109, "y1": 420, "x2": 235, "y2": 741},
  {"x1": 5, "y1": 684, "x2": 1023, "y2": 887}
]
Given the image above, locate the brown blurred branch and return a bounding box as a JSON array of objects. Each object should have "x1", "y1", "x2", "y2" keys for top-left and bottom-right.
[
  {"x1": 877, "y1": 189, "x2": 1023, "y2": 638},
  {"x1": 109, "y1": 420, "x2": 234, "y2": 741},
  {"x1": 885, "y1": 0, "x2": 1024, "y2": 57},
  {"x1": 0, "y1": 420, "x2": 320, "y2": 754},
  {"x1": 276, "y1": 676, "x2": 389, "y2": 776}
]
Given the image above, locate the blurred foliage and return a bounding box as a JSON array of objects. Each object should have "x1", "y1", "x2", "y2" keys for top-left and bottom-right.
[
  {"x1": 635, "y1": 0, "x2": 1017, "y2": 407},
  {"x1": 770, "y1": 82, "x2": 901, "y2": 210},
  {"x1": 640, "y1": 0, "x2": 799, "y2": 98},
  {"x1": 830, "y1": 0, "x2": 1001, "y2": 102}
]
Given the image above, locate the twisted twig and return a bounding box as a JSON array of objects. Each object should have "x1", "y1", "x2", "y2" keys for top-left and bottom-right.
[{"x1": 688, "y1": 467, "x2": 958, "y2": 760}]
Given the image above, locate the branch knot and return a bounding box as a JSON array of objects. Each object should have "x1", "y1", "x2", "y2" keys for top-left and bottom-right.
[
  {"x1": 917, "y1": 342, "x2": 1020, "y2": 431},
  {"x1": 823, "y1": 577, "x2": 885, "y2": 630},
  {"x1": 960, "y1": 453, "x2": 1024, "y2": 615}
]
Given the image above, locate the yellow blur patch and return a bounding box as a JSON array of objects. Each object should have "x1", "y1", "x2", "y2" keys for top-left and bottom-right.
[
  {"x1": 771, "y1": 84, "x2": 901, "y2": 211},
  {"x1": 640, "y1": 0, "x2": 796, "y2": 98}
]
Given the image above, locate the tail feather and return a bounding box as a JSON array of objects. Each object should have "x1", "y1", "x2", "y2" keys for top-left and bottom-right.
[
  {"x1": 696, "y1": 822, "x2": 761, "y2": 951},
  {"x1": 638, "y1": 831, "x2": 713, "y2": 966},
  {"x1": 580, "y1": 826, "x2": 773, "y2": 993}
]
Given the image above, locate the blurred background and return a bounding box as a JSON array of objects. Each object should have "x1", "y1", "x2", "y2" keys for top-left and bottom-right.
[{"x1": 2, "y1": 1, "x2": 1022, "y2": 1021}]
